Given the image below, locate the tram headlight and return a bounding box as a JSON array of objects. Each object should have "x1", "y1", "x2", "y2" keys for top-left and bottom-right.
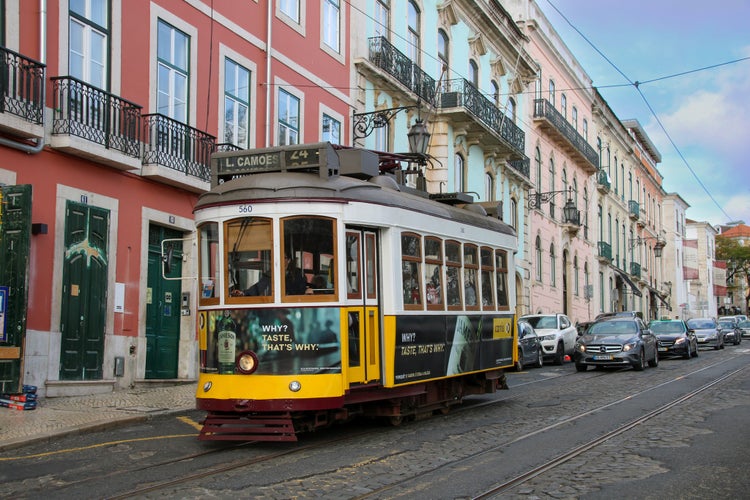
[
  {"x1": 289, "y1": 380, "x2": 301, "y2": 392},
  {"x1": 203, "y1": 381, "x2": 212, "y2": 392},
  {"x1": 236, "y1": 351, "x2": 259, "y2": 374}
]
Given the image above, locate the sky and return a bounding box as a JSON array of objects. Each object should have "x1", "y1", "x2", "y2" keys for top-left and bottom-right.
[{"x1": 536, "y1": 0, "x2": 750, "y2": 228}]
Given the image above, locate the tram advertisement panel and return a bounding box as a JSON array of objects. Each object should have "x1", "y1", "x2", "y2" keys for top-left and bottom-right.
[
  {"x1": 394, "y1": 314, "x2": 514, "y2": 384},
  {"x1": 203, "y1": 307, "x2": 341, "y2": 375}
]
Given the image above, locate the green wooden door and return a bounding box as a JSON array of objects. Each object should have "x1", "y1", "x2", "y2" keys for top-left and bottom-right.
[
  {"x1": 59, "y1": 202, "x2": 109, "y2": 380},
  {"x1": 0, "y1": 185, "x2": 32, "y2": 394},
  {"x1": 145, "y1": 225, "x2": 182, "y2": 379}
]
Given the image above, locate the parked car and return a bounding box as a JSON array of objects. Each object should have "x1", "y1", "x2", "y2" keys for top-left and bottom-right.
[
  {"x1": 718, "y1": 315, "x2": 741, "y2": 325},
  {"x1": 595, "y1": 311, "x2": 644, "y2": 321},
  {"x1": 515, "y1": 321, "x2": 544, "y2": 371},
  {"x1": 686, "y1": 318, "x2": 724, "y2": 350},
  {"x1": 717, "y1": 319, "x2": 742, "y2": 345},
  {"x1": 738, "y1": 320, "x2": 750, "y2": 339},
  {"x1": 648, "y1": 319, "x2": 698, "y2": 359},
  {"x1": 573, "y1": 317, "x2": 659, "y2": 371},
  {"x1": 519, "y1": 313, "x2": 577, "y2": 365}
]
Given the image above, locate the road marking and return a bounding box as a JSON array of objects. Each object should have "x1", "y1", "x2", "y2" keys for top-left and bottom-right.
[
  {"x1": 0, "y1": 432, "x2": 195, "y2": 462},
  {"x1": 177, "y1": 415, "x2": 203, "y2": 431}
]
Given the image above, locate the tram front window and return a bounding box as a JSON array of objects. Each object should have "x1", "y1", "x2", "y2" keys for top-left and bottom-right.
[
  {"x1": 225, "y1": 217, "x2": 273, "y2": 298},
  {"x1": 282, "y1": 216, "x2": 336, "y2": 298}
]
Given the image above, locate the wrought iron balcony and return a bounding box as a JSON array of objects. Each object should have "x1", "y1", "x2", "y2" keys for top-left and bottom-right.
[
  {"x1": 142, "y1": 113, "x2": 215, "y2": 192},
  {"x1": 51, "y1": 76, "x2": 141, "y2": 161},
  {"x1": 0, "y1": 46, "x2": 45, "y2": 136},
  {"x1": 367, "y1": 36, "x2": 436, "y2": 104},
  {"x1": 533, "y1": 98, "x2": 598, "y2": 173},
  {"x1": 507, "y1": 157, "x2": 530, "y2": 180},
  {"x1": 596, "y1": 169, "x2": 610, "y2": 193},
  {"x1": 630, "y1": 261, "x2": 641, "y2": 279},
  {"x1": 597, "y1": 241, "x2": 612, "y2": 262},
  {"x1": 439, "y1": 78, "x2": 525, "y2": 158},
  {"x1": 628, "y1": 200, "x2": 640, "y2": 220}
]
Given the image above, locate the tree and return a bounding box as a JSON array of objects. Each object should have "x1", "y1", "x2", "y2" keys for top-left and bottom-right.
[{"x1": 716, "y1": 235, "x2": 750, "y2": 312}]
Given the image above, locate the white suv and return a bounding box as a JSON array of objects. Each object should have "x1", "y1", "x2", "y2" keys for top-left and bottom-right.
[{"x1": 519, "y1": 313, "x2": 577, "y2": 365}]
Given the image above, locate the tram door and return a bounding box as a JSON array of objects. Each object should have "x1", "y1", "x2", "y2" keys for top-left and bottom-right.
[{"x1": 344, "y1": 228, "x2": 381, "y2": 385}]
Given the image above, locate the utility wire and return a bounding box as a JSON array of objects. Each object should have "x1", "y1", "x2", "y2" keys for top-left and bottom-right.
[{"x1": 544, "y1": 0, "x2": 736, "y2": 222}]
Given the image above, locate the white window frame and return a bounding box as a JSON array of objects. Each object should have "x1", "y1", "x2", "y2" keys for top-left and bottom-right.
[
  {"x1": 218, "y1": 44, "x2": 257, "y2": 150},
  {"x1": 69, "y1": 0, "x2": 108, "y2": 89},
  {"x1": 322, "y1": 0, "x2": 340, "y2": 52},
  {"x1": 277, "y1": 0, "x2": 306, "y2": 36},
  {"x1": 320, "y1": 104, "x2": 344, "y2": 144},
  {"x1": 275, "y1": 80, "x2": 304, "y2": 147},
  {"x1": 149, "y1": 6, "x2": 197, "y2": 126}
]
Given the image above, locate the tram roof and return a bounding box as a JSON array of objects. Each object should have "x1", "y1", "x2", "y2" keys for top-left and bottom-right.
[{"x1": 196, "y1": 171, "x2": 516, "y2": 238}]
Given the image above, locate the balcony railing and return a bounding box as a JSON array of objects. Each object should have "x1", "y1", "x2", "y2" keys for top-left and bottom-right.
[
  {"x1": 533, "y1": 98, "x2": 598, "y2": 170},
  {"x1": 508, "y1": 157, "x2": 530, "y2": 179},
  {"x1": 142, "y1": 114, "x2": 215, "y2": 182},
  {"x1": 367, "y1": 37, "x2": 436, "y2": 104},
  {"x1": 0, "y1": 46, "x2": 45, "y2": 124},
  {"x1": 628, "y1": 200, "x2": 640, "y2": 220},
  {"x1": 51, "y1": 76, "x2": 141, "y2": 157},
  {"x1": 596, "y1": 169, "x2": 611, "y2": 192},
  {"x1": 439, "y1": 78, "x2": 525, "y2": 155},
  {"x1": 597, "y1": 241, "x2": 612, "y2": 261},
  {"x1": 630, "y1": 261, "x2": 641, "y2": 279}
]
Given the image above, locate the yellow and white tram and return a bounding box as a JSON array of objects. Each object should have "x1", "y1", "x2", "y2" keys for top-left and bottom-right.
[{"x1": 194, "y1": 143, "x2": 517, "y2": 441}]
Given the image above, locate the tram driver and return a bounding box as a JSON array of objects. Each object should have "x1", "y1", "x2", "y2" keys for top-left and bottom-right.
[{"x1": 231, "y1": 251, "x2": 310, "y2": 296}]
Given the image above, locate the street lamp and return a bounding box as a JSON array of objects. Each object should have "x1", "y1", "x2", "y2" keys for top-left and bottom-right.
[
  {"x1": 352, "y1": 105, "x2": 431, "y2": 165},
  {"x1": 628, "y1": 234, "x2": 667, "y2": 258},
  {"x1": 529, "y1": 186, "x2": 580, "y2": 226}
]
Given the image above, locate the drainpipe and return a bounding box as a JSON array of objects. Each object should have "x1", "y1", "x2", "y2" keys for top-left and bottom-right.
[
  {"x1": 264, "y1": 0, "x2": 272, "y2": 147},
  {"x1": 0, "y1": 0, "x2": 46, "y2": 154}
]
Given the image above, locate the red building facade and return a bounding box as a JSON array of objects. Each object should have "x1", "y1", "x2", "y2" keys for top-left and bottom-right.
[{"x1": 0, "y1": 0, "x2": 350, "y2": 396}]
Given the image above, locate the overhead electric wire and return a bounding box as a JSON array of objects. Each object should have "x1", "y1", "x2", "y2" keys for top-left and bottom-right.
[{"x1": 544, "y1": 0, "x2": 737, "y2": 223}]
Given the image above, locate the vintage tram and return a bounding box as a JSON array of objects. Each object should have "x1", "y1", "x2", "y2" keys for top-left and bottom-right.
[{"x1": 194, "y1": 143, "x2": 517, "y2": 441}]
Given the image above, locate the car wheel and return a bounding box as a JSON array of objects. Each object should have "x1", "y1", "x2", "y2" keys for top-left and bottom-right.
[
  {"x1": 648, "y1": 348, "x2": 659, "y2": 368},
  {"x1": 692, "y1": 343, "x2": 699, "y2": 357},
  {"x1": 515, "y1": 348, "x2": 524, "y2": 372},
  {"x1": 575, "y1": 363, "x2": 588, "y2": 372},
  {"x1": 714, "y1": 343, "x2": 721, "y2": 350},
  {"x1": 735, "y1": 337, "x2": 740, "y2": 346},
  {"x1": 554, "y1": 342, "x2": 565, "y2": 365},
  {"x1": 535, "y1": 348, "x2": 544, "y2": 368},
  {"x1": 634, "y1": 349, "x2": 646, "y2": 371},
  {"x1": 683, "y1": 342, "x2": 691, "y2": 360}
]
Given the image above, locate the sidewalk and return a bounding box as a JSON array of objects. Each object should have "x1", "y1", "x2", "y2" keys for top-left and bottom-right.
[{"x1": 0, "y1": 383, "x2": 197, "y2": 452}]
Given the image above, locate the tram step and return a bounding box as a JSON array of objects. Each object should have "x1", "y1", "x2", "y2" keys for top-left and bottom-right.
[{"x1": 199, "y1": 412, "x2": 297, "y2": 442}]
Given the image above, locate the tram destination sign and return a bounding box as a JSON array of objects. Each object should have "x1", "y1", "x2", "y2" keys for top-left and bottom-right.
[{"x1": 212, "y1": 143, "x2": 339, "y2": 186}]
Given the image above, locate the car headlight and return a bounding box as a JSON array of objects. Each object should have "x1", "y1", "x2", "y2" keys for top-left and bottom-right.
[
  {"x1": 540, "y1": 335, "x2": 553, "y2": 341},
  {"x1": 576, "y1": 343, "x2": 586, "y2": 352},
  {"x1": 673, "y1": 337, "x2": 686, "y2": 344},
  {"x1": 622, "y1": 342, "x2": 638, "y2": 352}
]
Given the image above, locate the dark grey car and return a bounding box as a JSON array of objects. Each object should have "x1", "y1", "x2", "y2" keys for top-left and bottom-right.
[
  {"x1": 718, "y1": 319, "x2": 742, "y2": 345},
  {"x1": 573, "y1": 317, "x2": 659, "y2": 371},
  {"x1": 649, "y1": 319, "x2": 698, "y2": 359},
  {"x1": 515, "y1": 321, "x2": 544, "y2": 371}
]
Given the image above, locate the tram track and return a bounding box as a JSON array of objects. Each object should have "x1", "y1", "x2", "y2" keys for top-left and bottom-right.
[
  {"x1": 7, "y1": 353, "x2": 745, "y2": 499},
  {"x1": 350, "y1": 357, "x2": 747, "y2": 500}
]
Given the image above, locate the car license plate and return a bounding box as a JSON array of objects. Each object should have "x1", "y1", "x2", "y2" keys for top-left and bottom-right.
[
  {"x1": 658, "y1": 347, "x2": 668, "y2": 352},
  {"x1": 593, "y1": 354, "x2": 612, "y2": 360}
]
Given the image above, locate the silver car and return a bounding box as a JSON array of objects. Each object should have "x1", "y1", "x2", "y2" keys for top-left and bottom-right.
[
  {"x1": 686, "y1": 318, "x2": 724, "y2": 350},
  {"x1": 738, "y1": 320, "x2": 750, "y2": 339}
]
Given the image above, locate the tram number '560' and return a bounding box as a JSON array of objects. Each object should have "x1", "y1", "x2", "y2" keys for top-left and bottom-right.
[{"x1": 238, "y1": 205, "x2": 252, "y2": 214}]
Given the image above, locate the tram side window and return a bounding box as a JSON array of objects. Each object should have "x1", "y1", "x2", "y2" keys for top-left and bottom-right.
[
  {"x1": 282, "y1": 216, "x2": 336, "y2": 299},
  {"x1": 445, "y1": 240, "x2": 462, "y2": 309},
  {"x1": 198, "y1": 222, "x2": 220, "y2": 301},
  {"x1": 496, "y1": 249, "x2": 509, "y2": 310},
  {"x1": 424, "y1": 237, "x2": 443, "y2": 309},
  {"x1": 480, "y1": 246, "x2": 495, "y2": 309},
  {"x1": 464, "y1": 244, "x2": 479, "y2": 309},
  {"x1": 401, "y1": 233, "x2": 422, "y2": 308},
  {"x1": 226, "y1": 217, "x2": 273, "y2": 299}
]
